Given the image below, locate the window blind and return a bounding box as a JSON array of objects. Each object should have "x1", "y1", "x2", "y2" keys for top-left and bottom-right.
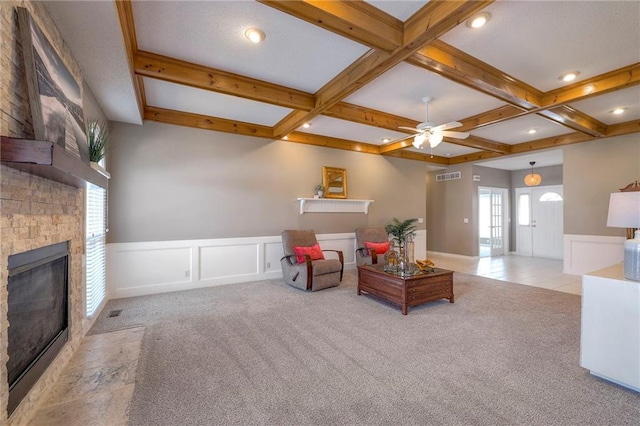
[{"x1": 86, "y1": 183, "x2": 106, "y2": 317}]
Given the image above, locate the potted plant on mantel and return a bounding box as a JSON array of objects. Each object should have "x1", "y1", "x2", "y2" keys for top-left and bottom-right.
[
  {"x1": 86, "y1": 118, "x2": 111, "y2": 178},
  {"x1": 314, "y1": 184, "x2": 324, "y2": 198}
]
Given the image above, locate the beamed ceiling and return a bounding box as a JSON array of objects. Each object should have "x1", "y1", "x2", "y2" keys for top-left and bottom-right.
[{"x1": 45, "y1": 1, "x2": 640, "y2": 170}]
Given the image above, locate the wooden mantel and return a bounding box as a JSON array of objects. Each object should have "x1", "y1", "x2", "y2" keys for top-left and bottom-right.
[
  {"x1": 297, "y1": 197, "x2": 374, "y2": 214},
  {"x1": 1, "y1": 136, "x2": 108, "y2": 188}
]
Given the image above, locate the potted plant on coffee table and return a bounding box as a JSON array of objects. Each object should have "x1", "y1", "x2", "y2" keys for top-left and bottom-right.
[{"x1": 385, "y1": 218, "x2": 418, "y2": 273}]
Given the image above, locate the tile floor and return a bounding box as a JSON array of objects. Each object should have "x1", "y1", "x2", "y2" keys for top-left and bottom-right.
[
  {"x1": 22, "y1": 253, "x2": 583, "y2": 425},
  {"x1": 427, "y1": 252, "x2": 583, "y2": 295},
  {"x1": 26, "y1": 327, "x2": 144, "y2": 426}
]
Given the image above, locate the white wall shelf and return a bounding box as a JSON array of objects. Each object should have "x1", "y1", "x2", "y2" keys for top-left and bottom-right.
[{"x1": 297, "y1": 198, "x2": 374, "y2": 214}]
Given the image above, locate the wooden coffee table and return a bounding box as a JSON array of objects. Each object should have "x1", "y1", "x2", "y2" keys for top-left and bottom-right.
[{"x1": 357, "y1": 264, "x2": 454, "y2": 315}]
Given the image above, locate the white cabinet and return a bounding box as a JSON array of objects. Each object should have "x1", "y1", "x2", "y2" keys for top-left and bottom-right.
[{"x1": 580, "y1": 263, "x2": 640, "y2": 391}]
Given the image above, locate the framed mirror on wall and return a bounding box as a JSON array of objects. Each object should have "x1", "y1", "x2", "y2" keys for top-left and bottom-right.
[{"x1": 322, "y1": 166, "x2": 347, "y2": 199}]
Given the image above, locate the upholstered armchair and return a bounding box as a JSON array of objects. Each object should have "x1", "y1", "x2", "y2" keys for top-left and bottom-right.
[
  {"x1": 280, "y1": 230, "x2": 344, "y2": 291},
  {"x1": 355, "y1": 227, "x2": 390, "y2": 266}
]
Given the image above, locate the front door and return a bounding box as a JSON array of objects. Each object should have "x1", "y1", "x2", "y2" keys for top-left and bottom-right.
[{"x1": 516, "y1": 185, "x2": 564, "y2": 259}]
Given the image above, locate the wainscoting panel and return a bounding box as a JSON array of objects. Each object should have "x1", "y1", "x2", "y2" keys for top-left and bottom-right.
[
  {"x1": 111, "y1": 245, "x2": 193, "y2": 296},
  {"x1": 107, "y1": 230, "x2": 427, "y2": 298},
  {"x1": 563, "y1": 234, "x2": 625, "y2": 275},
  {"x1": 200, "y1": 243, "x2": 258, "y2": 279}
]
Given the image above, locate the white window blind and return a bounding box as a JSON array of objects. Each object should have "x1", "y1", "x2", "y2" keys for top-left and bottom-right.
[{"x1": 86, "y1": 183, "x2": 106, "y2": 317}]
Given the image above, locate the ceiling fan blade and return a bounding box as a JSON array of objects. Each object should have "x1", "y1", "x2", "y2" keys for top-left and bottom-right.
[
  {"x1": 398, "y1": 126, "x2": 420, "y2": 133},
  {"x1": 441, "y1": 130, "x2": 469, "y2": 139},
  {"x1": 432, "y1": 121, "x2": 462, "y2": 132}
]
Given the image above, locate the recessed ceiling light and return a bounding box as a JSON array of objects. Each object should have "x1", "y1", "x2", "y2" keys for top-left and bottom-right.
[
  {"x1": 560, "y1": 71, "x2": 580, "y2": 82},
  {"x1": 302, "y1": 122, "x2": 311, "y2": 129},
  {"x1": 282, "y1": 135, "x2": 288, "y2": 140},
  {"x1": 466, "y1": 12, "x2": 491, "y2": 29},
  {"x1": 382, "y1": 138, "x2": 390, "y2": 143},
  {"x1": 528, "y1": 129, "x2": 537, "y2": 135},
  {"x1": 612, "y1": 108, "x2": 625, "y2": 115},
  {"x1": 244, "y1": 28, "x2": 266, "y2": 43}
]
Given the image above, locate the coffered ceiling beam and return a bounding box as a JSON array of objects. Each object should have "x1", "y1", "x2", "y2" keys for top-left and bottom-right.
[
  {"x1": 456, "y1": 105, "x2": 523, "y2": 132},
  {"x1": 284, "y1": 131, "x2": 381, "y2": 154},
  {"x1": 541, "y1": 63, "x2": 640, "y2": 107},
  {"x1": 115, "y1": 0, "x2": 145, "y2": 120},
  {"x1": 605, "y1": 119, "x2": 640, "y2": 137},
  {"x1": 449, "y1": 118, "x2": 640, "y2": 164},
  {"x1": 383, "y1": 150, "x2": 450, "y2": 165},
  {"x1": 323, "y1": 102, "x2": 419, "y2": 132},
  {"x1": 144, "y1": 106, "x2": 274, "y2": 138},
  {"x1": 258, "y1": 0, "x2": 403, "y2": 51},
  {"x1": 378, "y1": 138, "x2": 413, "y2": 154},
  {"x1": 407, "y1": 41, "x2": 606, "y2": 136},
  {"x1": 538, "y1": 106, "x2": 607, "y2": 136},
  {"x1": 445, "y1": 135, "x2": 511, "y2": 154},
  {"x1": 134, "y1": 51, "x2": 315, "y2": 111},
  {"x1": 407, "y1": 41, "x2": 542, "y2": 109},
  {"x1": 272, "y1": 1, "x2": 493, "y2": 138}
]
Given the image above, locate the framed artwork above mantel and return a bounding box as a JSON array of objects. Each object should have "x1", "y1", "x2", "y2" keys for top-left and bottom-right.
[{"x1": 17, "y1": 7, "x2": 88, "y2": 163}]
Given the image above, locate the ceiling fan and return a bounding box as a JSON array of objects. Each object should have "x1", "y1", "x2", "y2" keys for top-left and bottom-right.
[{"x1": 395, "y1": 97, "x2": 469, "y2": 149}]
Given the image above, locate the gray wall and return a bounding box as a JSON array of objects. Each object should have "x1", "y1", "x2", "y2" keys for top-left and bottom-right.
[
  {"x1": 426, "y1": 133, "x2": 638, "y2": 257},
  {"x1": 563, "y1": 133, "x2": 640, "y2": 237},
  {"x1": 107, "y1": 121, "x2": 429, "y2": 243},
  {"x1": 106, "y1": 120, "x2": 639, "y2": 254},
  {"x1": 426, "y1": 164, "x2": 511, "y2": 257},
  {"x1": 426, "y1": 163, "x2": 475, "y2": 256}
]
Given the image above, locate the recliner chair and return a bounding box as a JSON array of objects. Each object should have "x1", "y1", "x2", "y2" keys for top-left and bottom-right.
[
  {"x1": 280, "y1": 230, "x2": 344, "y2": 291},
  {"x1": 355, "y1": 227, "x2": 390, "y2": 266}
]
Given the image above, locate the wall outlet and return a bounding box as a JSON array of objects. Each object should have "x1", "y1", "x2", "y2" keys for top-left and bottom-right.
[
  {"x1": 266, "y1": 262, "x2": 271, "y2": 269},
  {"x1": 418, "y1": 218, "x2": 424, "y2": 224},
  {"x1": 463, "y1": 218, "x2": 469, "y2": 223},
  {"x1": 184, "y1": 270, "x2": 190, "y2": 278}
]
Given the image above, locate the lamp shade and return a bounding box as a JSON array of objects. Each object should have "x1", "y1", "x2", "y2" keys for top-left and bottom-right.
[
  {"x1": 412, "y1": 134, "x2": 426, "y2": 149},
  {"x1": 428, "y1": 132, "x2": 443, "y2": 148},
  {"x1": 607, "y1": 192, "x2": 640, "y2": 228},
  {"x1": 524, "y1": 173, "x2": 542, "y2": 186}
]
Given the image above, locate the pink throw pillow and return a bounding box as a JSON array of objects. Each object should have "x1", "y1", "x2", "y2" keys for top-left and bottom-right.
[
  {"x1": 294, "y1": 244, "x2": 325, "y2": 263},
  {"x1": 365, "y1": 241, "x2": 390, "y2": 255}
]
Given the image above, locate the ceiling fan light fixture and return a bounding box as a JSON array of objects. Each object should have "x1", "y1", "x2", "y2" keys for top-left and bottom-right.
[
  {"x1": 467, "y1": 12, "x2": 491, "y2": 29},
  {"x1": 524, "y1": 161, "x2": 542, "y2": 186},
  {"x1": 413, "y1": 133, "x2": 426, "y2": 148},
  {"x1": 244, "y1": 28, "x2": 266, "y2": 43},
  {"x1": 428, "y1": 132, "x2": 443, "y2": 148}
]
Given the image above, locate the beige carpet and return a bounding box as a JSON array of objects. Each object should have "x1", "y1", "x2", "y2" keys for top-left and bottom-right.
[{"x1": 90, "y1": 271, "x2": 640, "y2": 425}]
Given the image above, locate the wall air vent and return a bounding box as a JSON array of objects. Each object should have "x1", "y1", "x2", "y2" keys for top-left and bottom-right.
[{"x1": 436, "y1": 171, "x2": 461, "y2": 181}]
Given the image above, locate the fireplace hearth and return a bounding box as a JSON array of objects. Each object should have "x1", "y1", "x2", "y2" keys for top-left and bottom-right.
[{"x1": 7, "y1": 241, "x2": 70, "y2": 415}]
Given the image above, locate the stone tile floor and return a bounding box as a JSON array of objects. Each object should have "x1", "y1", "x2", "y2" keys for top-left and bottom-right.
[
  {"x1": 27, "y1": 327, "x2": 144, "y2": 426},
  {"x1": 23, "y1": 253, "x2": 583, "y2": 424}
]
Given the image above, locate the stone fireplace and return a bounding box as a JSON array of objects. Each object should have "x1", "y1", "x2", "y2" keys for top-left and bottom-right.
[{"x1": 1, "y1": 1, "x2": 90, "y2": 424}]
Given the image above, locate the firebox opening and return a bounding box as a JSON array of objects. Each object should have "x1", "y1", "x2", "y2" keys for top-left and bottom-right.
[{"x1": 7, "y1": 241, "x2": 70, "y2": 416}]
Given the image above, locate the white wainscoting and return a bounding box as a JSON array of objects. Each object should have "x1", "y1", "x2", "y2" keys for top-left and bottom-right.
[
  {"x1": 563, "y1": 234, "x2": 625, "y2": 275},
  {"x1": 107, "y1": 230, "x2": 427, "y2": 299}
]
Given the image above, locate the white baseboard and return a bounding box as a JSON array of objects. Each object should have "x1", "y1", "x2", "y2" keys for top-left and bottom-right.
[
  {"x1": 563, "y1": 234, "x2": 625, "y2": 275},
  {"x1": 107, "y1": 230, "x2": 426, "y2": 299}
]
